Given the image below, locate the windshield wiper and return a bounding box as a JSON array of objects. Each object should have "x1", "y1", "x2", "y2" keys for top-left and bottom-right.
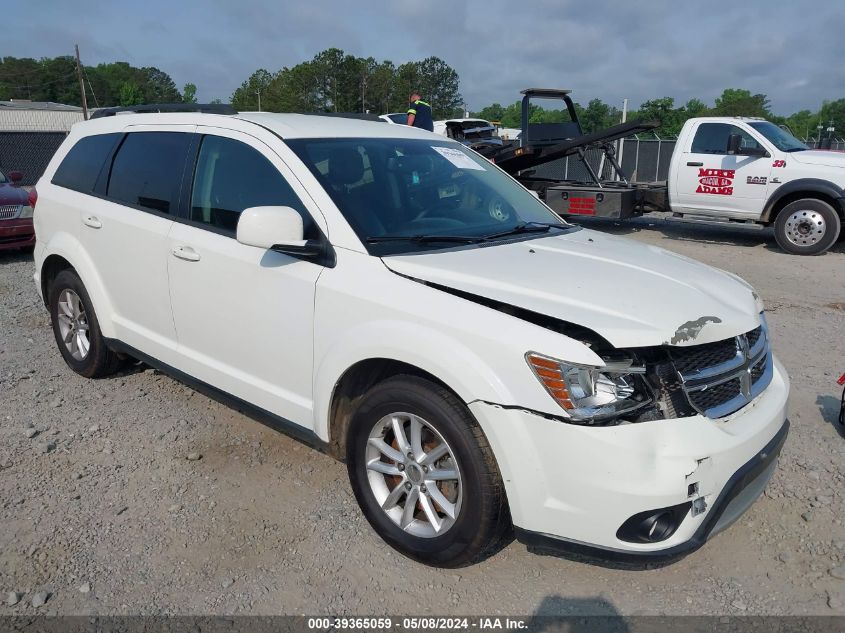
[
  {"x1": 479, "y1": 221, "x2": 569, "y2": 241},
  {"x1": 366, "y1": 234, "x2": 481, "y2": 244}
]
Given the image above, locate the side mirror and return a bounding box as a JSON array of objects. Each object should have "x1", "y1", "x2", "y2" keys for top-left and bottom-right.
[
  {"x1": 726, "y1": 134, "x2": 742, "y2": 155},
  {"x1": 236, "y1": 206, "x2": 323, "y2": 259},
  {"x1": 8, "y1": 170, "x2": 23, "y2": 183}
]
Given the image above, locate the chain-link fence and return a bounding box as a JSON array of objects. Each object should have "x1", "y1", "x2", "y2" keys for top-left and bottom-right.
[{"x1": 0, "y1": 132, "x2": 68, "y2": 186}]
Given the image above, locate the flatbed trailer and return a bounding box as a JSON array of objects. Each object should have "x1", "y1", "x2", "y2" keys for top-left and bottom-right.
[{"x1": 482, "y1": 89, "x2": 666, "y2": 219}]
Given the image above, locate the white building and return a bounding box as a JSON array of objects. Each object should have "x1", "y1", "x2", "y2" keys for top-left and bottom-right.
[{"x1": 0, "y1": 100, "x2": 85, "y2": 132}]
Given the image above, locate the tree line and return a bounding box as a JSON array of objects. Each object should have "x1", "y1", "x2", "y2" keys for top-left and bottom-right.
[
  {"x1": 2, "y1": 53, "x2": 842, "y2": 140},
  {"x1": 230, "y1": 48, "x2": 462, "y2": 118},
  {"x1": 0, "y1": 56, "x2": 200, "y2": 108}
]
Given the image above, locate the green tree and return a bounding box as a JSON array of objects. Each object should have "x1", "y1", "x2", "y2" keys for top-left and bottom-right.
[
  {"x1": 141, "y1": 67, "x2": 180, "y2": 102},
  {"x1": 635, "y1": 97, "x2": 680, "y2": 135},
  {"x1": 394, "y1": 56, "x2": 462, "y2": 118},
  {"x1": 713, "y1": 88, "x2": 771, "y2": 118},
  {"x1": 819, "y1": 99, "x2": 845, "y2": 141},
  {"x1": 474, "y1": 103, "x2": 505, "y2": 122},
  {"x1": 578, "y1": 98, "x2": 620, "y2": 133},
  {"x1": 182, "y1": 82, "x2": 197, "y2": 104},
  {"x1": 231, "y1": 68, "x2": 273, "y2": 110},
  {"x1": 684, "y1": 98, "x2": 710, "y2": 119},
  {"x1": 365, "y1": 60, "x2": 396, "y2": 114},
  {"x1": 118, "y1": 81, "x2": 143, "y2": 106}
]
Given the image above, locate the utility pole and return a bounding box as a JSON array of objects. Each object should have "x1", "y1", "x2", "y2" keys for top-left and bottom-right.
[
  {"x1": 616, "y1": 98, "x2": 629, "y2": 181},
  {"x1": 256, "y1": 88, "x2": 261, "y2": 112},
  {"x1": 74, "y1": 44, "x2": 89, "y2": 120}
]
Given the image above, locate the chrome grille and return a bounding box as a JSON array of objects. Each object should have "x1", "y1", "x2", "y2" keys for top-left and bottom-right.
[
  {"x1": 671, "y1": 321, "x2": 772, "y2": 419},
  {"x1": 0, "y1": 204, "x2": 22, "y2": 220}
]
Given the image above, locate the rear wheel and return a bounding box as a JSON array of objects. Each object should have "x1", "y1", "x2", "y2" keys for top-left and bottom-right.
[
  {"x1": 773, "y1": 198, "x2": 840, "y2": 255},
  {"x1": 48, "y1": 269, "x2": 121, "y2": 378},
  {"x1": 346, "y1": 375, "x2": 509, "y2": 567}
]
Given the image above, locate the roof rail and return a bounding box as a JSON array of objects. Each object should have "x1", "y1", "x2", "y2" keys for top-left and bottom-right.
[
  {"x1": 297, "y1": 112, "x2": 385, "y2": 122},
  {"x1": 90, "y1": 103, "x2": 237, "y2": 119}
]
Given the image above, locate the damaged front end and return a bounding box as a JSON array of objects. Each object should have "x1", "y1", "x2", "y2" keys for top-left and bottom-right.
[
  {"x1": 401, "y1": 274, "x2": 773, "y2": 426},
  {"x1": 525, "y1": 317, "x2": 773, "y2": 426}
]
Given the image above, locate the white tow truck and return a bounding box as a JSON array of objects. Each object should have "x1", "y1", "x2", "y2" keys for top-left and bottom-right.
[{"x1": 489, "y1": 89, "x2": 845, "y2": 255}]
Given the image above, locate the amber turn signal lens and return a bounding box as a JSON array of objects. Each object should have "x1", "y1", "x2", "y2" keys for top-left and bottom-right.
[{"x1": 526, "y1": 353, "x2": 574, "y2": 410}]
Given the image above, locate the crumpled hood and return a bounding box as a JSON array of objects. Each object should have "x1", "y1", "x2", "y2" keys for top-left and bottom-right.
[
  {"x1": 383, "y1": 229, "x2": 761, "y2": 349},
  {"x1": 789, "y1": 150, "x2": 845, "y2": 169}
]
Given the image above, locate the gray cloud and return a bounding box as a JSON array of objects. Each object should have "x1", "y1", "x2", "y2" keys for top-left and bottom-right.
[{"x1": 6, "y1": 0, "x2": 844, "y2": 113}]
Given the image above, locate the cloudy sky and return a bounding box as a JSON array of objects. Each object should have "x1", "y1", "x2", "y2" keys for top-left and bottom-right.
[{"x1": 8, "y1": 0, "x2": 844, "y2": 114}]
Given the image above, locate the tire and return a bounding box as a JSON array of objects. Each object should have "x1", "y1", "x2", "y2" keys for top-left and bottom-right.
[
  {"x1": 773, "y1": 198, "x2": 841, "y2": 255},
  {"x1": 346, "y1": 375, "x2": 510, "y2": 567},
  {"x1": 48, "y1": 269, "x2": 122, "y2": 378}
]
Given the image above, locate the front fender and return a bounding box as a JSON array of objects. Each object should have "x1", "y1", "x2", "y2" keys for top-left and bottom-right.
[
  {"x1": 762, "y1": 178, "x2": 845, "y2": 221},
  {"x1": 311, "y1": 251, "x2": 607, "y2": 442},
  {"x1": 312, "y1": 319, "x2": 522, "y2": 442}
]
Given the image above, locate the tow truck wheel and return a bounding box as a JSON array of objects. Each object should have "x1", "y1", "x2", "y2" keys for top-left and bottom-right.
[{"x1": 773, "y1": 198, "x2": 841, "y2": 255}]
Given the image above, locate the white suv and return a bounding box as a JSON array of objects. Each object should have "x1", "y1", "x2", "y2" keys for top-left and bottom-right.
[{"x1": 33, "y1": 107, "x2": 789, "y2": 567}]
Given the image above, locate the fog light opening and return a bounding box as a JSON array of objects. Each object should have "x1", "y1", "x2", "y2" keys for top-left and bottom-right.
[{"x1": 616, "y1": 502, "x2": 691, "y2": 544}]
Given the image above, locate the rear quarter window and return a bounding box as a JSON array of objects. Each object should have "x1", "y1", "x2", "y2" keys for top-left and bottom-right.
[{"x1": 51, "y1": 133, "x2": 121, "y2": 193}]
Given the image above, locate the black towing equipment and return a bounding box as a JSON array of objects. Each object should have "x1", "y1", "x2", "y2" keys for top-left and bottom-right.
[{"x1": 480, "y1": 89, "x2": 666, "y2": 219}]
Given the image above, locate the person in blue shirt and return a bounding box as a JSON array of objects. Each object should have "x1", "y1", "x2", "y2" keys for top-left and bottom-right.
[{"x1": 406, "y1": 93, "x2": 433, "y2": 132}]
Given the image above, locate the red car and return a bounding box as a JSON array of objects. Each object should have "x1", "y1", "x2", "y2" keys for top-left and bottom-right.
[{"x1": 0, "y1": 169, "x2": 36, "y2": 251}]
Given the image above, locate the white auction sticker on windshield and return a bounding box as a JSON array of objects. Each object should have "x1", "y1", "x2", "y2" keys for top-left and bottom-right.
[{"x1": 432, "y1": 146, "x2": 485, "y2": 170}]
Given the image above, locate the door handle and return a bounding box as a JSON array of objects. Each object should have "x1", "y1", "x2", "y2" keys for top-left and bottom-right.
[
  {"x1": 82, "y1": 215, "x2": 102, "y2": 229},
  {"x1": 686, "y1": 161, "x2": 704, "y2": 167},
  {"x1": 172, "y1": 245, "x2": 201, "y2": 262}
]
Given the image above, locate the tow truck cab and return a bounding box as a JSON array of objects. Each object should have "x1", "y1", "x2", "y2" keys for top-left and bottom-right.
[{"x1": 667, "y1": 117, "x2": 845, "y2": 254}]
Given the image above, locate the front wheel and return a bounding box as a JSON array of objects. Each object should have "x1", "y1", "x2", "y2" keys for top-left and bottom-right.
[
  {"x1": 346, "y1": 375, "x2": 510, "y2": 567},
  {"x1": 773, "y1": 198, "x2": 841, "y2": 255}
]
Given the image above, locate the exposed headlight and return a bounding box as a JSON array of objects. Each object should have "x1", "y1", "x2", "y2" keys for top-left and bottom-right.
[
  {"x1": 526, "y1": 352, "x2": 652, "y2": 423},
  {"x1": 19, "y1": 205, "x2": 33, "y2": 218}
]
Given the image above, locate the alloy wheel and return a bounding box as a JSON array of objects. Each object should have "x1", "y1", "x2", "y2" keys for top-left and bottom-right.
[
  {"x1": 56, "y1": 288, "x2": 90, "y2": 360},
  {"x1": 365, "y1": 412, "x2": 462, "y2": 538}
]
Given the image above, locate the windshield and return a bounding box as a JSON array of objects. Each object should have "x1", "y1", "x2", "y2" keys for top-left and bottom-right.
[
  {"x1": 286, "y1": 138, "x2": 570, "y2": 255},
  {"x1": 748, "y1": 121, "x2": 808, "y2": 152},
  {"x1": 386, "y1": 113, "x2": 408, "y2": 125}
]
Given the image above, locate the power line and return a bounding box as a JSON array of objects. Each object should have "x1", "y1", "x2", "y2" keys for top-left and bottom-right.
[{"x1": 83, "y1": 66, "x2": 100, "y2": 108}]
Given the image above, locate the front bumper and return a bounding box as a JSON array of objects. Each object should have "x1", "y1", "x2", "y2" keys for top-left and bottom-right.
[
  {"x1": 0, "y1": 218, "x2": 35, "y2": 251},
  {"x1": 469, "y1": 355, "x2": 790, "y2": 559}
]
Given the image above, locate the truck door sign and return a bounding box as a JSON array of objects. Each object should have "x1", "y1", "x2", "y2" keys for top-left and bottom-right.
[{"x1": 696, "y1": 168, "x2": 735, "y2": 195}]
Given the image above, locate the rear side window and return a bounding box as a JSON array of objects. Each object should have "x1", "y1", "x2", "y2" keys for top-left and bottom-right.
[
  {"x1": 691, "y1": 123, "x2": 760, "y2": 155},
  {"x1": 189, "y1": 135, "x2": 313, "y2": 236},
  {"x1": 107, "y1": 132, "x2": 192, "y2": 214},
  {"x1": 52, "y1": 133, "x2": 121, "y2": 193}
]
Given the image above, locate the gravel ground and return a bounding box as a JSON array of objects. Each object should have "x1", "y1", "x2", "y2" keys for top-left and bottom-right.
[{"x1": 1, "y1": 217, "x2": 844, "y2": 617}]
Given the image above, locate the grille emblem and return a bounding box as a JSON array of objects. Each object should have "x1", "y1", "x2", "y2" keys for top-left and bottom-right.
[{"x1": 737, "y1": 334, "x2": 753, "y2": 399}]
